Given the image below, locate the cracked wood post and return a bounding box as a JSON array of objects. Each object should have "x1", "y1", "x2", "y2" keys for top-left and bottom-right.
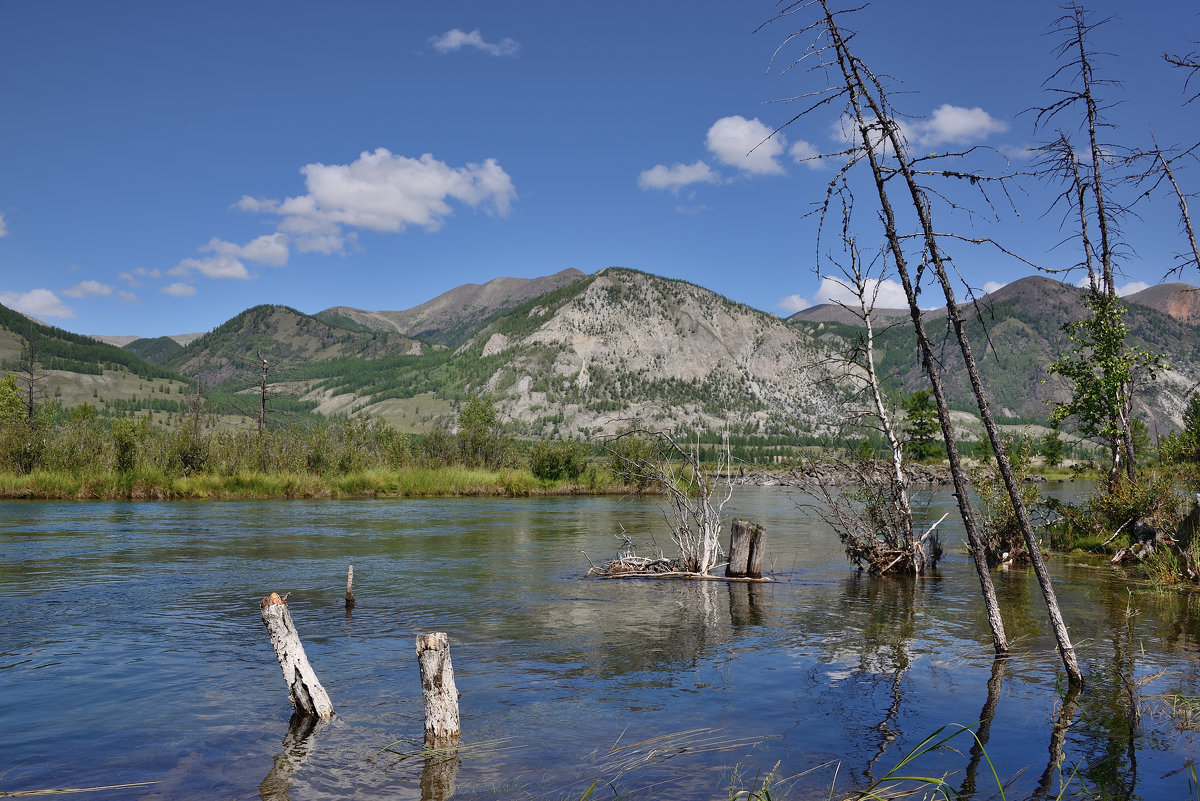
[
  {"x1": 727, "y1": 519, "x2": 765, "y2": 578},
  {"x1": 745, "y1": 522, "x2": 766, "y2": 579},
  {"x1": 259, "y1": 592, "x2": 333, "y2": 720},
  {"x1": 344, "y1": 565, "x2": 356, "y2": 611},
  {"x1": 726, "y1": 519, "x2": 752, "y2": 577},
  {"x1": 416, "y1": 632, "x2": 460, "y2": 745}
]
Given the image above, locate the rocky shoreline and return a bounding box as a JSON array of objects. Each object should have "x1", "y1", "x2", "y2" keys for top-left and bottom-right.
[{"x1": 730, "y1": 462, "x2": 1052, "y2": 488}]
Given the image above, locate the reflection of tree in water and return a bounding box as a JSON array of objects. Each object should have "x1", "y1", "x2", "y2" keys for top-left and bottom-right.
[
  {"x1": 1062, "y1": 588, "x2": 1143, "y2": 799},
  {"x1": 960, "y1": 655, "x2": 1008, "y2": 798},
  {"x1": 519, "y1": 580, "x2": 753, "y2": 680},
  {"x1": 259, "y1": 713, "x2": 328, "y2": 801},
  {"x1": 808, "y1": 574, "x2": 920, "y2": 782}
]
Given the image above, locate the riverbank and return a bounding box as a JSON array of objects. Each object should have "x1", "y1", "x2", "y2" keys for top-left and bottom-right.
[{"x1": 0, "y1": 466, "x2": 632, "y2": 500}]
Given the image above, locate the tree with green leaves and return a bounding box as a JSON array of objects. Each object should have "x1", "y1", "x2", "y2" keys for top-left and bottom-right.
[
  {"x1": 1041, "y1": 429, "x2": 1066, "y2": 468},
  {"x1": 457, "y1": 394, "x2": 501, "y2": 468},
  {"x1": 1048, "y1": 292, "x2": 1163, "y2": 484},
  {"x1": 1034, "y1": 6, "x2": 1166, "y2": 488},
  {"x1": 901, "y1": 390, "x2": 940, "y2": 462}
]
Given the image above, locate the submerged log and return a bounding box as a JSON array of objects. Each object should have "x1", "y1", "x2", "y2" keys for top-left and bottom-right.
[
  {"x1": 416, "y1": 632, "x2": 460, "y2": 745},
  {"x1": 345, "y1": 565, "x2": 356, "y2": 611},
  {"x1": 259, "y1": 592, "x2": 334, "y2": 720}
]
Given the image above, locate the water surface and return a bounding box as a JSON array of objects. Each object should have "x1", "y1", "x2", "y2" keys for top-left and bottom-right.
[{"x1": 1, "y1": 487, "x2": 1197, "y2": 799}]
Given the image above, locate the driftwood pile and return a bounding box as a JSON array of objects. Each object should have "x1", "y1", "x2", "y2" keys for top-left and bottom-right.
[{"x1": 584, "y1": 521, "x2": 771, "y2": 581}]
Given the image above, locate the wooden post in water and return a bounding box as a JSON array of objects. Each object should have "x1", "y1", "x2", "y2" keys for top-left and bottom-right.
[
  {"x1": 746, "y1": 522, "x2": 767, "y2": 579},
  {"x1": 727, "y1": 519, "x2": 752, "y2": 577},
  {"x1": 259, "y1": 592, "x2": 334, "y2": 720},
  {"x1": 416, "y1": 632, "x2": 460, "y2": 745},
  {"x1": 727, "y1": 519, "x2": 765, "y2": 578},
  {"x1": 344, "y1": 565, "x2": 356, "y2": 611}
]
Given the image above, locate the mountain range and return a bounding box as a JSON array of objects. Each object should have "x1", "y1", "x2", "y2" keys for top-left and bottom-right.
[{"x1": 2, "y1": 268, "x2": 1198, "y2": 440}]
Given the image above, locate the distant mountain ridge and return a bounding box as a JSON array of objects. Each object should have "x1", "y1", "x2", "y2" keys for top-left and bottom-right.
[
  {"x1": 794, "y1": 275, "x2": 1200, "y2": 432},
  {"x1": 5, "y1": 268, "x2": 1199, "y2": 438},
  {"x1": 317, "y1": 268, "x2": 587, "y2": 347}
]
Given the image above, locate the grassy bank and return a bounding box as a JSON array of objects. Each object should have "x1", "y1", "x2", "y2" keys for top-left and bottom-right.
[{"x1": 0, "y1": 466, "x2": 630, "y2": 501}]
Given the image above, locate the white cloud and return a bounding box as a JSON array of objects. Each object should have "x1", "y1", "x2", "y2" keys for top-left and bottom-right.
[
  {"x1": 915, "y1": 104, "x2": 1008, "y2": 146},
  {"x1": 170, "y1": 253, "x2": 251, "y2": 280},
  {"x1": 162, "y1": 282, "x2": 197, "y2": 297},
  {"x1": 1071, "y1": 276, "x2": 1151, "y2": 296},
  {"x1": 119, "y1": 267, "x2": 162, "y2": 287},
  {"x1": 235, "y1": 233, "x2": 289, "y2": 266},
  {"x1": 982, "y1": 280, "x2": 1007, "y2": 294},
  {"x1": 817, "y1": 276, "x2": 911, "y2": 308},
  {"x1": 834, "y1": 104, "x2": 1007, "y2": 154},
  {"x1": 62, "y1": 280, "x2": 115, "y2": 299},
  {"x1": 778, "y1": 294, "x2": 813, "y2": 313},
  {"x1": 789, "y1": 139, "x2": 825, "y2": 169},
  {"x1": 637, "y1": 160, "x2": 720, "y2": 192},
  {"x1": 706, "y1": 116, "x2": 786, "y2": 176},
  {"x1": 429, "y1": 29, "x2": 520, "y2": 57},
  {"x1": 117, "y1": 290, "x2": 139, "y2": 305},
  {"x1": 0, "y1": 289, "x2": 74, "y2": 318},
  {"x1": 0, "y1": 212, "x2": 7, "y2": 237},
  {"x1": 169, "y1": 234, "x2": 291, "y2": 281},
  {"x1": 244, "y1": 149, "x2": 516, "y2": 253}
]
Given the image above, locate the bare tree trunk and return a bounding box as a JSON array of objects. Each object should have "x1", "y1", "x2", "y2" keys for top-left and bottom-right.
[
  {"x1": 811, "y1": 1, "x2": 1080, "y2": 684},
  {"x1": 259, "y1": 593, "x2": 334, "y2": 720},
  {"x1": 344, "y1": 565, "x2": 356, "y2": 611},
  {"x1": 416, "y1": 633, "x2": 460, "y2": 745},
  {"x1": 815, "y1": 3, "x2": 1010, "y2": 655}
]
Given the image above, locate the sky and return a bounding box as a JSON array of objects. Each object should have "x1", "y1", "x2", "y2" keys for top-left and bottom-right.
[{"x1": 0, "y1": 0, "x2": 1197, "y2": 337}]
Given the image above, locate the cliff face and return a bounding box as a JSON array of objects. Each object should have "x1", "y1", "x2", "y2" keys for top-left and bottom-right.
[{"x1": 460, "y1": 268, "x2": 857, "y2": 437}]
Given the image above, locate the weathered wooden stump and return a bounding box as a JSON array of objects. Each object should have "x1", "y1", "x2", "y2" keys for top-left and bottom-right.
[
  {"x1": 344, "y1": 565, "x2": 356, "y2": 611},
  {"x1": 416, "y1": 632, "x2": 460, "y2": 746},
  {"x1": 259, "y1": 592, "x2": 334, "y2": 720},
  {"x1": 746, "y1": 522, "x2": 767, "y2": 579},
  {"x1": 727, "y1": 520, "x2": 766, "y2": 578}
]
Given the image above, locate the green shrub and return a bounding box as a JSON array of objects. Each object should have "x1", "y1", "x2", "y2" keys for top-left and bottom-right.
[{"x1": 530, "y1": 440, "x2": 590, "y2": 481}]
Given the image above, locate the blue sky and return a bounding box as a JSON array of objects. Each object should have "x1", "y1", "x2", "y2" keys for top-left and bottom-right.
[{"x1": 0, "y1": 0, "x2": 1196, "y2": 337}]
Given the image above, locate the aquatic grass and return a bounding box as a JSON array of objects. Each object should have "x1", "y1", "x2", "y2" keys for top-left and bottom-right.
[
  {"x1": 0, "y1": 780, "x2": 159, "y2": 797},
  {"x1": 368, "y1": 734, "x2": 518, "y2": 764},
  {"x1": 1148, "y1": 692, "x2": 1200, "y2": 731},
  {"x1": 840, "y1": 722, "x2": 1096, "y2": 801}
]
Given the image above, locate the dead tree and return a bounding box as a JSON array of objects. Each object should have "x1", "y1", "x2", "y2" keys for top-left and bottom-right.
[
  {"x1": 793, "y1": 0, "x2": 1083, "y2": 685},
  {"x1": 19, "y1": 324, "x2": 44, "y2": 422},
  {"x1": 806, "y1": 221, "x2": 939, "y2": 575},
  {"x1": 760, "y1": 0, "x2": 1011, "y2": 659},
  {"x1": 1032, "y1": 5, "x2": 1157, "y2": 488},
  {"x1": 603, "y1": 428, "x2": 733, "y2": 575}
]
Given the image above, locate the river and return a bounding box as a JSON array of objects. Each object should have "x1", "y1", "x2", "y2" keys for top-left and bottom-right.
[{"x1": 0, "y1": 485, "x2": 1197, "y2": 799}]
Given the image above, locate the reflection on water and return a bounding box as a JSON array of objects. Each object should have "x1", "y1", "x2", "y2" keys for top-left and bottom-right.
[{"x1": 0, "y1": 487, "x2": 1197, "y2": 800}]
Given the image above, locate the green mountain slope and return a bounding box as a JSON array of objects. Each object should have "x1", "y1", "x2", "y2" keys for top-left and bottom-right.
[
  {"x1": 165, "y1": 304, "x2": 427, "y2": 387},
  {"x1": 796, "y1": 276, "x2": 1200, "y2": 432}
]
